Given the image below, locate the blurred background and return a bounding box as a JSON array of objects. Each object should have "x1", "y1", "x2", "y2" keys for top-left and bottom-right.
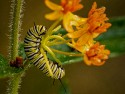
[{"x1": 0, "y1": 0, "x2": 125, "y2": 94}]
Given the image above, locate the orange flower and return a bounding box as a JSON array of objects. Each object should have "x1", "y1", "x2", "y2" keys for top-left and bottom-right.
[
  {"x1": 45, "y1": 0, "x2": 83, "y2": 20},
  {"x1": 61, "y1": 0, "x2": 83, "y2": 13},
  {"x1": 67, "y1": 2, "x2": 111, "y2": 52},
  {"x1": 87, "y1": 2, "x2": 111, "y2": 37},
  {"x1": 84, "y1": 42, "x2": 110, "y2": 66}
]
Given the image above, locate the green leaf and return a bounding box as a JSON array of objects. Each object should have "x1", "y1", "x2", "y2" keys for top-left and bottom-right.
[
  {"x1": 18, "y1": 42, "x2": 26, "y2": 59},
  {"x1": 0, "y1": 54, "x2": 23, "y2": 78},
  {"x1": 0, "y1": 42, "x2": 31, "y2": 78},
  {"x1": 0, "y1": 54, "x2": 9, "y2": 78}
]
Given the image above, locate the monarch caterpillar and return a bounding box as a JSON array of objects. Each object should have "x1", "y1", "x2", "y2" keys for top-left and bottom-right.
[{"x1": 24, "y1": 24, "x2": 65, "y2": 79}]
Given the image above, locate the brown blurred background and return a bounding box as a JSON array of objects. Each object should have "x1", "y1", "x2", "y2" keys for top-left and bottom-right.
[{"x1": 0, "y1": 0, "x2": 125, "y2": 94}]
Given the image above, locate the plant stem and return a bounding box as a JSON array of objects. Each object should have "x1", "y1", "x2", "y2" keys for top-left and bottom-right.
[
  {"x1": 51, "y1": 48, "x2": 83, "y2": 56},
  {"x1": 9, "y1": 0, "x2": 24, "y2": 60},
  {"x1": 45, "y1": 17, "x2": 62, "y2": 37},
  {"x1": 42, "y1": 44, "x2": 62, "y2": 65},
  {"x1": 8, "y1": 72, "x2": 24, "y2": 94},
  {"x1": 8, "y1": 0, "x2": 24, "y2": 94},
  {"x1": 40, "y1": 48, "x2": 53, "y2": 77}
]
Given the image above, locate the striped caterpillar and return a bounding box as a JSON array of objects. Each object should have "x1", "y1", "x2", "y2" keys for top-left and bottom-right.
[{"x1": 24, "y1": 25, "x2": 65, "y2": 79}]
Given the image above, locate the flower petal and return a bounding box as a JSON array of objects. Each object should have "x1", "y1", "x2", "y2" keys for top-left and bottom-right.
[
  {"x1": 76, "y1": 32, "x2": 92, "y2": 46},
  {"x1": 67, "y1": 30, "x2": 85, "y2": 38},
  {"x1": 45, "y1": 0, "x2": 63, "y2": 11},
  {"x1": 63, "y1": 12, "x2": 82, "y2": 32},
  {"x1": 63, "y1": 12, "x2": 75, "y2": 32},
  {"x1": 72, "y1": 0, "x2": 83, "y2": 12},
  {"x1": 83, "y1": 54, "x2": 92, "y2": 66},
  {"x1": 88, "y1": 2, "x2": 97, "y2": 17},
  {"x1": 67, "y1": 25, "x2": 88, "y2": 38},
  {"x1": 61, "y1": 0, "x2": 67, "y2": 6},
  {"x1": 73, "y1": 4, "x2": 83, "y2": 12},
  {"x1": 91, "y1": 58, "x2": 105, "y2": 66},
  {"x1": 45, "y1": 11, "x2": 62, "y2": 20}
]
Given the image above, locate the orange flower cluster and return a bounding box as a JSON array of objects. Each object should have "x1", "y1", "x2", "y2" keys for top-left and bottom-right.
[
  {"x1": 61, "y1": 0, "x2": 83, "y2": 14},
  {"x1": 45, "y1": 0, "x2": 83, "y2": 20},
  {"x1": 87, "y1": 2, "x2": 111, "y2": 36},
  {"x1": 45, "y1": 0, "x2": 111, "y2": 66},
  {"x1": 84, "y1": 42, "x2": 110, "y2": 66},
  {"x1": 67, "y1": 2, "x2": 111, "y2": 51}
]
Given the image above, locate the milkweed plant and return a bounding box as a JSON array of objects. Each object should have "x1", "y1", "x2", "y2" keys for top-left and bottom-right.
[{"x1": 0, "y1": 0, "x2": 125, "y2": 94}]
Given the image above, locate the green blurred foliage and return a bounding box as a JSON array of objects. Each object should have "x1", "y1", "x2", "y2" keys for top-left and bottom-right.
[
  {"x1": 0, "y1": 54, "x2": 9, "y2": 78},
  {"x1": 97, "y1": 17, "x2": 125, "y2": 57},
  {"x1": 0, "y1": 54, "x2": 23, "y2": 78}
]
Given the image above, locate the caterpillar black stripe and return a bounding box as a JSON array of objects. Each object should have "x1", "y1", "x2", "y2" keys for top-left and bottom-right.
[{"x1": 24, "y1": 25, "x2": 65, "y2": 79}]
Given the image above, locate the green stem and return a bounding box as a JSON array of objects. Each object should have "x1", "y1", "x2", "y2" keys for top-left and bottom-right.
[
  {"x1": 40, "y1": 48, "x2": 53, "y2": 77},
  {"x1": 8, "y1": 0, "x2": 24, "y2": 94},
  {"x1": 47, "y1": 40, "x2": 71, "y2": 46},
  {"x1": 46, "y1": 35, "x2": 67, "y2": 42},
  {"x1": 8, "y1": 72, "x2": 24, "y2": 94},
  {"x1": 51, "y1": 48, "x2": 83, "y2": 56},
  {"x1": 9, "y1": 0, "x2": 23, "y2": 60},
  {"x1": 7, "y1": 61, "x2": 30, "y2": 94},
  {"x1": 45, "y1": 35, "x2": 74, "y2": 47},
  {"x1": 45, "y1": 17, "x2": 62, "y2": 37},
  {"x1": 43, "y1": 44, "x2": 62, "y2": 65}
]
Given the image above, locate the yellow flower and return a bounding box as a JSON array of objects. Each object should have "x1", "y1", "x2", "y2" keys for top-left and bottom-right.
[
  {"x1": 45, "y1": 0, "x2": 83, "y2": 20},
  {"x1": 67, "y1": 2, "x2": 111, "y2": 52},
  {"x1": 83, "y1": 42, "x2": 110, "y2": 66}
]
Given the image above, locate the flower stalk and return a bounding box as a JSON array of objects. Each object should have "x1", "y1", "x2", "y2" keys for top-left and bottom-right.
[{"x1": 45, "y1": 17, "x2": 62, "y2": 37}]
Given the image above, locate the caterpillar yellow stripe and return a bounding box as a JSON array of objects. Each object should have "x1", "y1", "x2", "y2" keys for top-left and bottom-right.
[{"x1": 24, "y1": 25, "x2": 65, "y2": 79}]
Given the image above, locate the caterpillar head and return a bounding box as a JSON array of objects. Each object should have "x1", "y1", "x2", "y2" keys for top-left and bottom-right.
[{"x1": 34, "y1": 25, "x2": 46, "y2": 36}]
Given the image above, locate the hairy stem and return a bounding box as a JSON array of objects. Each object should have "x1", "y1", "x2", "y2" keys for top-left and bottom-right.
[
  {"x1": 7, "y1": 72, "x2": 24, "y2": 94},
  {"x1": 9, "y1": 0, "x2": 24, "y2": 60},
  {"x1": 8, "y1": 0, "x2": 24, "y2": 94}
]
